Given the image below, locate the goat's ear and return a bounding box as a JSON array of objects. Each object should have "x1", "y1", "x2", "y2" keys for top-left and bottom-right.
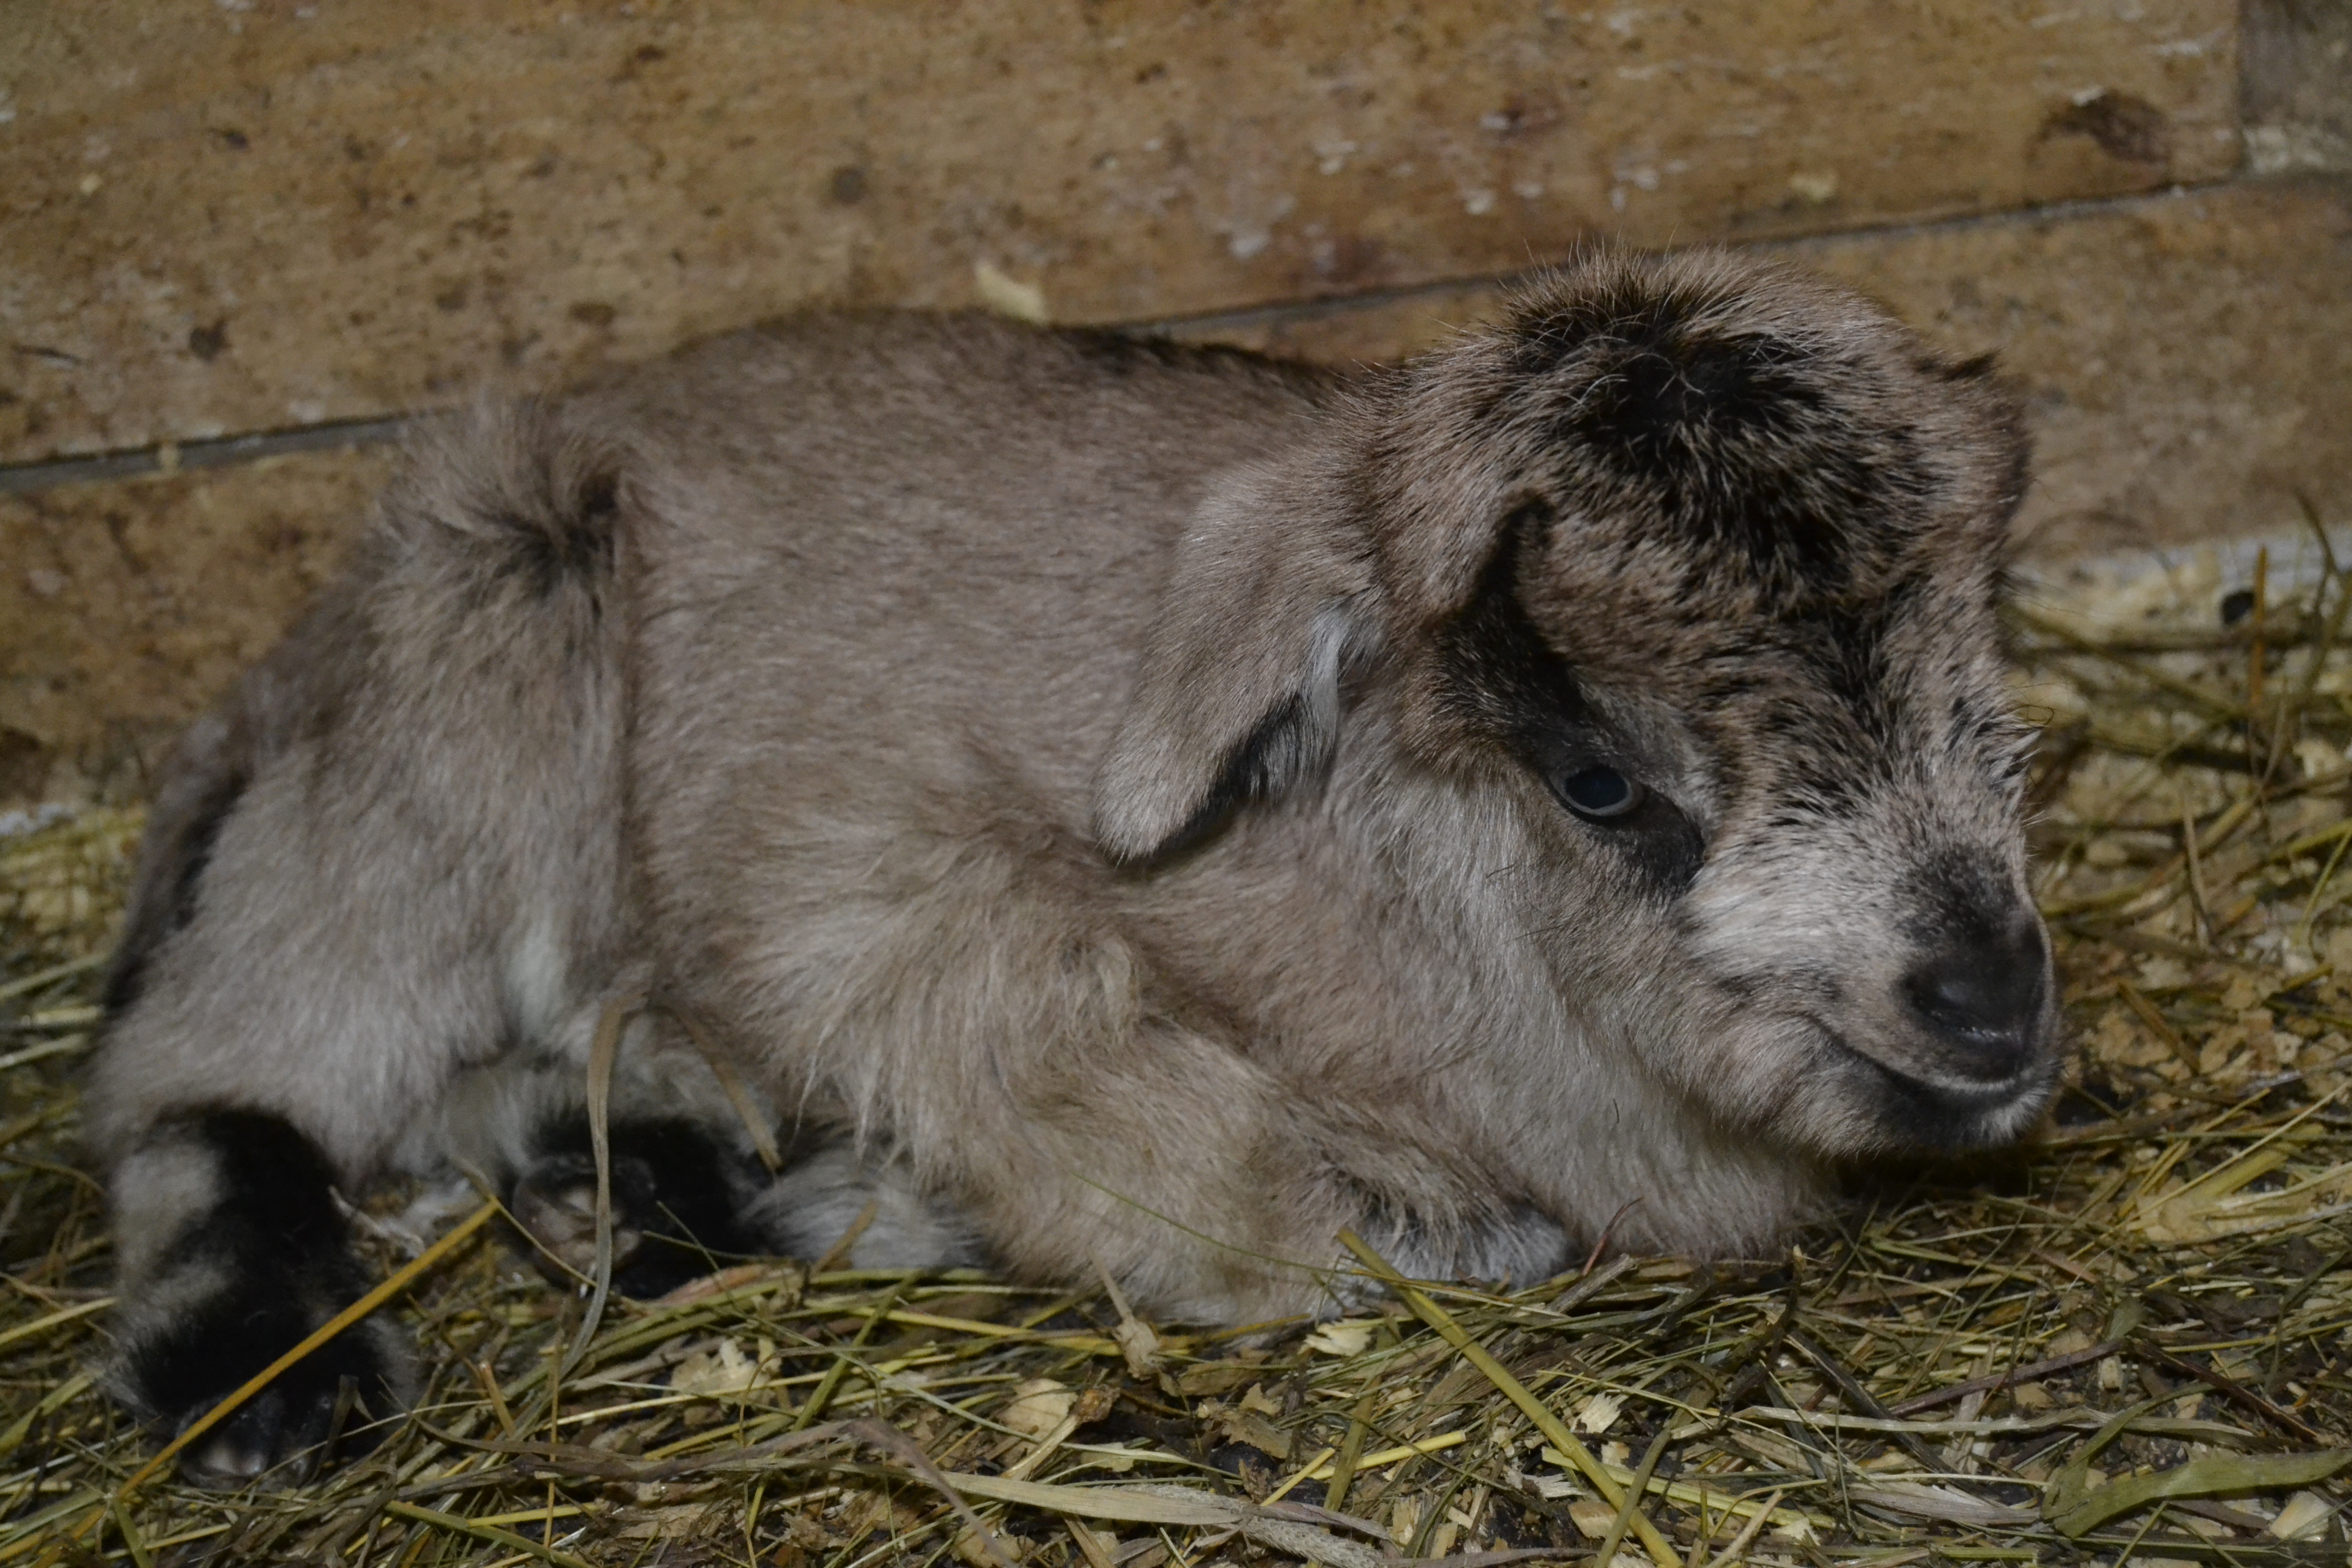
[{"x1": 1091, "y1": 463, "x2": 1371, "y2": 863}]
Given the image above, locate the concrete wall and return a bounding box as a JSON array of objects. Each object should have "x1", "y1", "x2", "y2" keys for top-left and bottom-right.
[{"x1": 3, "y1": 1, "x2": 2347, "y2": 807}]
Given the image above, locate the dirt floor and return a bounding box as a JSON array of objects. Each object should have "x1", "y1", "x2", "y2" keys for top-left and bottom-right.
[{"x1": 2, "y1": 535, "x2": 2348, "y2": 1566}]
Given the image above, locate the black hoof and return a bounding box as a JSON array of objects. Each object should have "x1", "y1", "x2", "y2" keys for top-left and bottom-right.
[
  {"x1": 511, "y1": 1153, "x2": 650, "y2": 1281},
  {"x1": 511, "y1": 1117, "x2": 772, "y2": 1298},
  {"x1": 150, "y1": 1324, "x2": 402, "y2": 1489},
  {"x1": 108, "y1": 1111, "x2": 412, "y2": 1485}
]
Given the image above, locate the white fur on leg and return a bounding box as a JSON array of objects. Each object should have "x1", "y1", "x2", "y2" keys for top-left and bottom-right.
[{"x1": 749, "y1": 1145, "x2": 985, "y2": 1271}]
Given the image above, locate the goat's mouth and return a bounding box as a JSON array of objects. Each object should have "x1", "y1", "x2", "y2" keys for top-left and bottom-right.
[{"x1": 1815, "y1": 1024, "x2": 2062, "y2": 1152}]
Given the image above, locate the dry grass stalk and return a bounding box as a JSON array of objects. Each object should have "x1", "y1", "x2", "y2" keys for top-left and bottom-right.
[{"x1": 3, "y1": 542, "x2": 2349, "y2": 1566}]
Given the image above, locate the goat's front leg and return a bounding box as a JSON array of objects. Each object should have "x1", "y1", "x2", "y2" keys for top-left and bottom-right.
[{"x1": 805, "y1": 1006, "x2": 1567, "y2": 1322}]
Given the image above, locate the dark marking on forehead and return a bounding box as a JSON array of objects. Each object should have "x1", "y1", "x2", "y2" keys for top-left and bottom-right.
[
  {"x1": 1504, "y1": 282, "x2": 1933, "y2": 597},
  {"x1": 1588, "y1": 333, "x2": 1813, "y2": 464},
  {"x1": 1673, "y1": 587, "x2": 1926, "y2": 816}
]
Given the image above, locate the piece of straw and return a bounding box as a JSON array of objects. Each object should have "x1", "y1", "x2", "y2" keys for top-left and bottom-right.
[{"x1": 1336, "y1": 1230, "x2": 1679, "y2": 1568}]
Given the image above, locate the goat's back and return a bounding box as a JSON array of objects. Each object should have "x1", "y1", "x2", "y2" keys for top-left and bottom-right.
[{"x1": 571, "y1": 317, "x2": 1336, "y2": 834}]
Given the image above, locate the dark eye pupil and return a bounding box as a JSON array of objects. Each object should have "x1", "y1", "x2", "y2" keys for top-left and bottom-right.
[{"x1": 1560, "y1": 767, "x2": 1636, "y2": 817}]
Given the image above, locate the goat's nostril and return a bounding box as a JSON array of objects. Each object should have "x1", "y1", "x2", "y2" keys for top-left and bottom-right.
[{"x1": 1903, "y1": 925, "x2": 2049, "y2": 1076}]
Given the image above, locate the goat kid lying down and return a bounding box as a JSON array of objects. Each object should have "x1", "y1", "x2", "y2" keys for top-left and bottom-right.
[{"x1": 88, "y1": 250, "x2": 2060, "y2": 1483}]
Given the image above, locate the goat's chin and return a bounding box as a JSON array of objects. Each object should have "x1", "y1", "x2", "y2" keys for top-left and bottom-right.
[{"x1": 1812, "y1": 1031, "x2": 2063, "y2": 1155}]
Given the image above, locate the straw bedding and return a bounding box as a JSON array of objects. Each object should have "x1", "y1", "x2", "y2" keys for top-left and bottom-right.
[{"x1": 1, "y1": 533, "x2": 2346, "y2": 1567}]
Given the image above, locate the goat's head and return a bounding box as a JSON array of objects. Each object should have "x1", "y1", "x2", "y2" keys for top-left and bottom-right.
[{"x1": 1094, "y1": 250, "x2": 2060, "y2": 1158}]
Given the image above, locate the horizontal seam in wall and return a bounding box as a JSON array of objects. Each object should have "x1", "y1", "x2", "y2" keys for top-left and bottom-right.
[
  {"x1": 0, "y1": 415, "x2": 420, "y2": 498},
  {"x1": 0, "y1": 172, "x2": 2310, "y2": 500},
  {"x1": 1151, "y1": 175, "x2": 2287, "y2": 340}
]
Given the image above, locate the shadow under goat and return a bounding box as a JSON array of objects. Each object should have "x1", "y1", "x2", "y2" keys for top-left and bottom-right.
[{"x1": 86, "y1": 248, "x2": 2061, "y2": 1485}]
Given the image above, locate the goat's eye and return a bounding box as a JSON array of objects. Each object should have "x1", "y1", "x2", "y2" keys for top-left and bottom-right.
[{"x1": 1556, "y1": 766, "x2": 1644, "y2": 821}]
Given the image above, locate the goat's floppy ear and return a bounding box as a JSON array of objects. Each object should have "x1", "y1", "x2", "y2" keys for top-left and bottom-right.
[{"x1": 1091, "y1": 462, "x2": 1372, "y2": 863}]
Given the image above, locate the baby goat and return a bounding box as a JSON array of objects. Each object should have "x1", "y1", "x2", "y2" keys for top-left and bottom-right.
[{"x1": 88, "y1": 250, "x2": 2059, "y2": 1483}]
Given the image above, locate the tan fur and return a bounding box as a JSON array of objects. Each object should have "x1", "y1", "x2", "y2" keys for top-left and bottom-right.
[{"x1": 93, "y1": 251, "x2": 2059, "y2": 1348}]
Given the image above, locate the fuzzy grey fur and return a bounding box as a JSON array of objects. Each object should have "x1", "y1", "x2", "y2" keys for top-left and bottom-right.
[{"x1": 89, "y1": 250, "x2": 2059, "y2": 1470}]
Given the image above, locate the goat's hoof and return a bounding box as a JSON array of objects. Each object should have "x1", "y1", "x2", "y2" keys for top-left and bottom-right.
[{"x1": 120, "y1": 1278, "x2": 405, "y2": 1487}]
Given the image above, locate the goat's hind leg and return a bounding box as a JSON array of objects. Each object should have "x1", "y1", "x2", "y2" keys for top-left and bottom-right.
[
  {"x1": 88, "y1": 725, "x2": 471, "y2": 1485},
  {"x1": 89, "y1": 405, "x2": 629, "y2": 1483}
]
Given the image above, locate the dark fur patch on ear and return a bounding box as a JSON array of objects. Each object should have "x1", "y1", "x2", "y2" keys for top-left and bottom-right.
[
  {"x1": 1439, "y1": 505, "x2": 1590, "y2": 740},
  {"x1": 103, "y1": 767, "x2": 249, "y2": 1017},
  {"x1": 1146, "y1": 692, "x2": 1315, "y2": 861}
]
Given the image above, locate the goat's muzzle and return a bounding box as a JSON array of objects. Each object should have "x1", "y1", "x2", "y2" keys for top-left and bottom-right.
[{"x1": 1901, "y1": 908, "x2": 2052, "y2": 1084}]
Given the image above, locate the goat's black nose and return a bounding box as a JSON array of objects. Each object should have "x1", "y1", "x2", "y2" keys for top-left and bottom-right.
[{"x1": 1902, "y1": 916, "x2": 2050, "y2": 1079}]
